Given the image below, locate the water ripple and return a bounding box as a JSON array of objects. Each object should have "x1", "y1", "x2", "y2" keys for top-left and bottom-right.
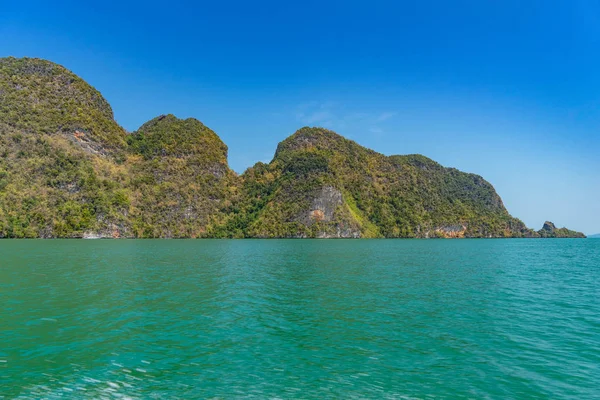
[{"x1": 1, "y1": 239, "x2": 599, "y2": 399}]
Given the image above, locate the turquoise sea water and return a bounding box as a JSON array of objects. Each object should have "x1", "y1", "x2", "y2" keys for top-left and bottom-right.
[{"x1": 1, "y1": 239, "x2": 599, "y2": 399}]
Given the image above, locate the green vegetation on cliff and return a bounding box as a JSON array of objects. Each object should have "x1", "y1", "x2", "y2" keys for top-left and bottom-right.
[
  {"x1": 0, "y1": 122, "x2": 131, "y2": 238},
  {"x1": 0, "y1": 57, "x2": 131, "y2": 238},
  {"x1": 217, "y1": 127, "x2": 536, "y2": 238},
  {"x1": 0, "y1": 57, "x2": 586, "y2": 239},
  {"x1": 126, "y1": 115, "x2": 236, "y2": 237},
  {"x1": 0, "y1": 57, "x2": 126, "y2": 150},
  {"x1": 0, "y1": 58, "x2": 238, "y2": 238}
]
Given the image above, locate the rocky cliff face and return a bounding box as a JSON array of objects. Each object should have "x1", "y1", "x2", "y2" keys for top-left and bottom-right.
[
  {"x1": 0, "y1": 57, "x2": 586, "y2": 239},
  {"x1": 304, "y1": 186, "x2": 342, "y2": 224}
]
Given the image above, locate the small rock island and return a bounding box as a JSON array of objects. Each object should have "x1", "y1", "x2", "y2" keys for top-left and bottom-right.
[{"x1": 537, "y1": 221, "x2": 586, "y2": 238}]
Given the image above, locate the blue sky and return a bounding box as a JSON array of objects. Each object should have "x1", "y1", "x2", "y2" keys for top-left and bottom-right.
[{"x1": 1, "y1": 0, "x2": 599, "y2": 234}]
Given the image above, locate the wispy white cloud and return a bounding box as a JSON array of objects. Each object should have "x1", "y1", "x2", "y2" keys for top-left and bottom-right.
[
  {"x1": 301, "y1": 110, "x2": 333, "y2": 124},
  {"x1": 376, "y1": 111, "x2": 397, "y2": 122},
  {"x1": 294, "y1": 102, "x2": 396, "y2": 133},
  {"x1": 295, "y1": 101, "x2": 337, "y2": 126}
]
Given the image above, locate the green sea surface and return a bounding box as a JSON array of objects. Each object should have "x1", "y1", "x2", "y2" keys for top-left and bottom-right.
[{"x1": 1, "y1": 239, "x2": 599, "y2": 399}]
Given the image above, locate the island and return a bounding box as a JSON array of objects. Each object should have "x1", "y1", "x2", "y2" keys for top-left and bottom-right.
[{"x1": 0, "y1": 57, "x2": 586, "y2": 239}]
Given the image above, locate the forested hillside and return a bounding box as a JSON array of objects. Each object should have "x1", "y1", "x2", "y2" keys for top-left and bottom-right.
[{"x1": 0, "y1": 57, "x2": 585, "y2": 238}]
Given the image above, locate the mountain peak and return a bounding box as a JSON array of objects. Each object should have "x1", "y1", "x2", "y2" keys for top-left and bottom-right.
[
  {"x1": 0, "y1": 56, "x2": 125, "y2": 149},
  {"x1": 541, "y1": 221, "x2": 557, "y2": 231},
  {"x1": 128, "y1": 114, "x2": 227, "y2": 162},
  {"x1": 273, "y1": 126, "x2": 379, "y2": 162}
]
